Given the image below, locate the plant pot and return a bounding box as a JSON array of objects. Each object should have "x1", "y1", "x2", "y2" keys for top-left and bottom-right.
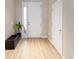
[{"x1": 16, "y1": 33, "x2": 21, "y2": 37}]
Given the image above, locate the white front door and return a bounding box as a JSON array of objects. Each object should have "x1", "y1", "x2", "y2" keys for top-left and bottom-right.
[
  {"x1": 28, "y1": 2, "x2": 42, "y2": 37},
  {"x1": 52, "y1": 0, "x2": 62, "y2": 55},
  {"x1": 22, "y1": 2, "x2": 42, "y2": 38}
]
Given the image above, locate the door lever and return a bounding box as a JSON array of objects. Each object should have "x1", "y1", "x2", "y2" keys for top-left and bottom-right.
[{"x1": 58, "y1": 29, "x2": 62, "y2": 31}]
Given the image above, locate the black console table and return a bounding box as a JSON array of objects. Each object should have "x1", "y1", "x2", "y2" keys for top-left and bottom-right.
[{"x1": 5, "y1": 33, "x2": 21, "y2": 50}]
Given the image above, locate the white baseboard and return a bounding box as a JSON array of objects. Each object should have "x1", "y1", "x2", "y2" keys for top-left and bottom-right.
[
  {"x1": 22, "y1": 36, "x2": 48, "y2": 39},
  {"x1": 41, "y1": 36, "x2": 48, "y2": 38}
]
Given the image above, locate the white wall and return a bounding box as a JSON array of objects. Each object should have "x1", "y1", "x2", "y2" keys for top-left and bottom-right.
[
  {"x1": 5, "y1": 0, "x2": 16, "y2": 39},
  {"x1": 16, "y1": 0, "x2": 22, "y2": 23},
  {"x1": 62, "y1": 0, "x2": 74, "y2": 59},
  {"x1": 47, "y1": 0, "x2": 52, "y2": 40},
  {"x1": 41, "y1": 0, "x2": 48, "y2": 37}
]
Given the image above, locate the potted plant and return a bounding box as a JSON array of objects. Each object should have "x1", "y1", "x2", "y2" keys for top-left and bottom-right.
[{"x1": 15, "y1": 22, "x2": 23, "y2": 37}]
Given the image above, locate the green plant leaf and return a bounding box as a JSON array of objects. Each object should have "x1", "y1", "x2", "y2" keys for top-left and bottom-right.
[{"x1": 15, "y1": 22, "x2": 23, "y2": 30}]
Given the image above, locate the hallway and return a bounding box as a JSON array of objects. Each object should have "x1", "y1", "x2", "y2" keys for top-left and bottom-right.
[{"x1": 5, "y1": 38, "x2": 62, "y2": 59}]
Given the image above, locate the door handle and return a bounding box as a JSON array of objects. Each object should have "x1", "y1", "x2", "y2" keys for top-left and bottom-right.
[{"x1": 58, "y1": 29, "x2": 62, "y2": 31}]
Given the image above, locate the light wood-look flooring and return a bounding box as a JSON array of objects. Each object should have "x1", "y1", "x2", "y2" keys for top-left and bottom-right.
[{"x1": 5, "y1": 38, "x2": 62, "y2": 59}]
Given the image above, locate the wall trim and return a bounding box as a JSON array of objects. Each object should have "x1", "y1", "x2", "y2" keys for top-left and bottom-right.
[
  {"x1": 41, "y1": 36, "x2": 48, "y2": 38},
  {"x1": 22, "y1": 36, "x2": 48, "y2": 39}
]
